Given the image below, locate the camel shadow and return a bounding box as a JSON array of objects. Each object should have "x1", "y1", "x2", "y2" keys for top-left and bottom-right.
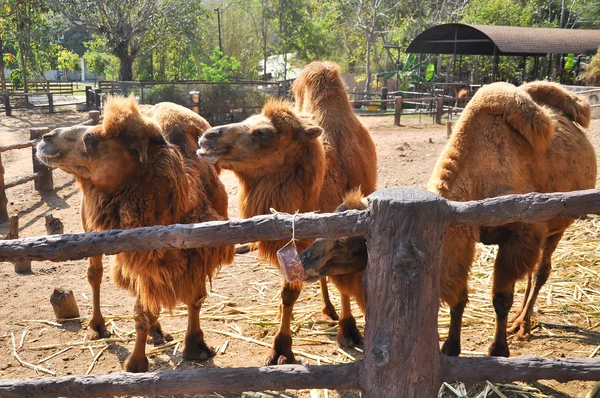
[
  {"x1": 60, "y1": 319, "x2": 82, "y2": 333},
  {"x1": 528, "y1": 324, "x2": 600, "y2": 346}
]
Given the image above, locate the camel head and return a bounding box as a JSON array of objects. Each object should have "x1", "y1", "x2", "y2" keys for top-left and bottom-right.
[
  {"x1": 197, "y1": 99, "x2": 323, "y2": 173},
  {"x1": 301, "y1": 189, "x2": 368, "y2": 282},
  {"x1": 36, "y1": 95, "x2": 167, "y2": 191}
]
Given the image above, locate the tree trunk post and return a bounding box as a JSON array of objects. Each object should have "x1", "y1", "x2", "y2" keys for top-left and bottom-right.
[
  {"x1": 0, "y1": 153, "x2": 8, "y2": 221},
  {"x1": 30, "y1": 128, "x2": 53, "y2": 192},
  {"x1": 446, "y1": 121, "x2": 453, "y2": 139},
  {"x1": 7, "y1": 216, "x2": 31, "y2": 273},
  {"x1": 394, "y1": 97, "x2": 402, "y2": 126},
  {"x1": 4, "y1": 93, "x2": 11, "y2": 116},
  {"x1": 50, "y1": 288, "x2": 80, "y2": 320},
  {"x1": 361, "y1": 188, "x2": 450, "y2": 397},
  {"x1": 47, "y1": 93, "x2": 54, "y2": 113},
  {"x1": 435, "y1": 98, "x2": 444, "y2": 125},
  {"x1": 89, "y1": 110, "x2": 101, "y2": 126}
]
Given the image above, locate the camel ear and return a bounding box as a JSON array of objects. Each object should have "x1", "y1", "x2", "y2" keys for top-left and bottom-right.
[{"x1": 298, "y1": 126, "x2": 323, "y2": 141}]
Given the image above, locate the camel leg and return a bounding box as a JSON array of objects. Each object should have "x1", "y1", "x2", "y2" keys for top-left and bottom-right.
[
  {"x1": 183, "y1": 297, "x2": 215, "y2": 361},
  {"x1": 266, "y1": 280, "x2": 301, "y2": 365},
  {"x1": 488, "y1": 227, "x2": 542, "y2": 357},
  {"x1": 86, "y1": 255, "x2": 110, "y2": 340},
  {"x1": 124, "y1": 299, "x2": 154, "y2": 373},
  {"x1": 441, "y1": 287, "x2": 468, "y2": 357},
  {"x1": 336, "y1": 294, "x2": 363, "y2": 348},
  {"x1": 508, "y1": 232, "x2": 563, "y2": 340},
  {"x1": 147, "y1": 318, "x2": 174, "y2": 346},
  {"x1": 320, "y1": 278, "x2": 339, "y2": 321},
  {"x1": 509, "y1": 273, "x2": 532, "y2": 324}
]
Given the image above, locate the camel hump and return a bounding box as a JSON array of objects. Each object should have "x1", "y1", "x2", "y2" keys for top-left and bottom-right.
[
  {"x1": 521, "y1": 81, "x2": 591, "y2": 128},
  {"x1": 342, "y1": 187, "x2": 367, "y2": 210},
  {"x1": 290, "y1": 61, "x2": 346, "y2": 104},
  {"x1": 467, "y1": 82, "x2": 554, "y2": 152}
]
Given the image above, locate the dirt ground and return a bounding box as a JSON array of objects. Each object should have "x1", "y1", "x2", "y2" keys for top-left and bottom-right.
[{"x1": 1, "y1": 109, "x2": 600, "y2": 398}]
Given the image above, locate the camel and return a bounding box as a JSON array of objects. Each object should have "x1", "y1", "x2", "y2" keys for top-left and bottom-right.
[
  {"x1": 36, "y1": 98, "x2": 235, "y2": 372},
  {"x1": 301, "y1": 81, "x2": 597, "y2": 358},
  {"x1": 198, "y1": 61, "x2": 377, "y2": 364}
]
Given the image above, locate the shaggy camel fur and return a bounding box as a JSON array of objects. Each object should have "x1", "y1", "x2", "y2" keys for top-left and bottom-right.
[
  {"x1": 301, "y1": 81, "x2": 597, "y2": 358},
  {"x1": 37, "y1": 98, "x2": 235, "y2": 372},
  {"x1": 198, "y1": 61, "x2": 377, "y2": 364}
]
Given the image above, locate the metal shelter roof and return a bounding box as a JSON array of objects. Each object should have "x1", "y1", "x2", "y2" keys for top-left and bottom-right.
[{"x1": 406, "y1": 23, "x2": 600, "y2": 56}]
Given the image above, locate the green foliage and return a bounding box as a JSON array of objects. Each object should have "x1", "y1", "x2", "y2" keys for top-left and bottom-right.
[
  {"x1": 83, "y1": 36, "x2": 120, "y2": 80},
  {"x1": 57, "y1": 48, "x2": 80, "y2": 73},
  {"x1": 425, "y1": 64, "x2": 435, "y2": 81},
  {"x1": 8, "y1": 68, "x2": 23, "y2": 89},
  {"x1": 564, "y1": 53, "x2": 576, "y2": 70},
  {"x1": 200, "y1": 47, "x2": 241, "y2": 82}
]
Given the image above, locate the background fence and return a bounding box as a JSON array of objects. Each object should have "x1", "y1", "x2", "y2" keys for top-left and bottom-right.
[
  {"x1": 91, "y1": 80, "x2": 283, "y2": 126},
  {"x1": 0, "y1": 188, "x2": 600, "y2": 396}
]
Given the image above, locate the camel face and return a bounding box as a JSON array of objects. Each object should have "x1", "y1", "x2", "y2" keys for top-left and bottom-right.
[
  {"x1": 37, "y1": 125, "x2": 139, "y2": 191},
  {"x1": 300, "y1": 235, "x2": 367, "y2": 283},
  {"x1": 301, "y1": 198, "x2": 368, "y2": 282},
  {"x1": 198, "y1": 115, "x2": 281, "y2": 167}
]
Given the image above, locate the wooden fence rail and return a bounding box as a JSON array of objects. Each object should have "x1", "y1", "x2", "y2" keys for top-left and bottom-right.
[{"x1": 1, "y1": 188, "x2": 600, "y2": 397}]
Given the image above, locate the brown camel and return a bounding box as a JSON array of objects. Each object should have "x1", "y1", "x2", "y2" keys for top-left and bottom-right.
[
  {"x1": 37, "y1": 97, "x2": 235, "y2": 372},
  {"x1": 301, "y1": 81, "x2": 597, "y2": 358},
  {"x1": 198, "y1": 61, "x2": 377, "y2": 364}
]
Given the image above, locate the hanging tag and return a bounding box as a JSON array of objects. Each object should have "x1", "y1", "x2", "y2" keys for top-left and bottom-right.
[{"x1": 277, "y1": 244, "x2": 304, "y2": 283}]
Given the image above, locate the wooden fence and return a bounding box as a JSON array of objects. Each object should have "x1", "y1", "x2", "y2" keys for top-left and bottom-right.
[
  {"x1": 0, "y1": 110, "x2": 101, "y2": 222},
  {"x1": 3, "y1": 82, "x2": 75, "y2": 95},
  {"x1": 1, "y1": 188, "x2": 600, "y2": 396}
]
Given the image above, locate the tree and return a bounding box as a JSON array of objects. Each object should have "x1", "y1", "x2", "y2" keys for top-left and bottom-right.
[
  {"x1": 56, "y1": 48, "x2": 80, "y2": 78},
  {"x1": 199, "y1": 47, "x2": 241, "y2": 82},
  {"x1": 52, "y1": 0, "x2": 207, "y2": 81}
]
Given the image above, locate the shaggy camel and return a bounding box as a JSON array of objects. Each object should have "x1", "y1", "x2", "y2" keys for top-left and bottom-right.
[
  {"x1": 37, "y1": 98, "x2": 235, "y2": 372},
  {"x1": 198, "y1": 61, "x2": 377, "y2": 364},
  {"x1": 302, "y1": 81, "x2": 597, "y2": 358}
]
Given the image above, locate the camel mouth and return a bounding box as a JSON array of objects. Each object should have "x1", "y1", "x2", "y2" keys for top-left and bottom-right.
[
  {"x1": 36, "y1": 143, "x2": 63, "y2": 165},
  {"x1": 196, "y1": 146, "x2": 229, "y2": 165}
]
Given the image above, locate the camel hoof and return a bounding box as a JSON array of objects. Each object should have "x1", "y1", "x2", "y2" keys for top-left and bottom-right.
[
  {"x1": 441, "y1": 340, "x2": 461, "y2": 357},
  {"x1": 488, "y1": 342, "x2": 510, "y2": 357},
  {"x1": 124, "y1": 354, "x2": 149, "y2": 373},
  {"x1": 337, "y1": 317, "x2": 363, "y2": 348},
  {"x1": 87, "y1": 321, "x2": 110, "y2": 340},
  {"x1": 147, "y1": 323, "x2": 174, "y2": 346},
  {"x1": 183, "y1": 333, "x2": 216, "y2": 361},
  {"x1": 507, "y1": 318, "x2": 533, "y2": 341},
  {"x1": 265, "y1": 334, "x2": 295, "y2": 366},
  {"x1": 322, "y1": 304, "x2": 339, "y2": 321}
]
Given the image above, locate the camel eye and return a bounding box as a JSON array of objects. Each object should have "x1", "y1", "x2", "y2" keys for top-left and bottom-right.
[
  {"x1": 83, "y1": 133, "x2": 98, "y2": 153},
  {"x1": 252, "y1": 129, "x2": 270, "y2": 140}
]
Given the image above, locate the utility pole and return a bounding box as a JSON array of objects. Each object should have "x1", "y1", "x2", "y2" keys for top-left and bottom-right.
[{"x1": 214, "y1": 8, "x2": 223, "y2": 55}]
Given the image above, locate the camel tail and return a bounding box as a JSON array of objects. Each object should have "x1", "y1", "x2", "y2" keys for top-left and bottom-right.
[
  {"x1": 521, "y1": 81, "x2": 591, "y2": 128},
  {"x1": 466, "y1": 82, "x2": 554, "y2": 152}
]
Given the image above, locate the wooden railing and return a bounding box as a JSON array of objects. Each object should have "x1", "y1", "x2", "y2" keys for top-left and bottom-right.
[{"x1": 0, "y1": 188, "x2": 600, "y2": 396}]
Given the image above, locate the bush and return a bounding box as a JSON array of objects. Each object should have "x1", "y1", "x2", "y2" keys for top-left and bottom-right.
[{"x1": 8, "y1": 69, "x2": 23, "y2": 90}]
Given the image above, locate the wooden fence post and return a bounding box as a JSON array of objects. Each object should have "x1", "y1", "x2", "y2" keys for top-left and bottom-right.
[
  {"x1": 89, "y1": 110, "x2": 101, "y2": 125},
  {"x1": 0, "y1": 153, "x2": 8, "y2": 221},
  {"x1": 435, "y1": 97, "x2": 444, "y2": 124},
  {"x1": 7, "y1": 216, "x2": 31, "y2": 273},
  {"x1": 94, "y1": 89, "x2": 102, "y2": 110},
  {"x1": 30, "y1": 128, "x2": 53, "y2": 192},
  {"x1": 85, "y1": 86, "x2": 92, "y2": 111},
  {"x1": 394, "y1": 97, "x2": 403, "y2": 126},
  {"x1": 4, "y1": 93, "x2": 11, "y2": 116},
  {"x1": 47, "y1": 93, "x2": 54, "y2": 113},
  {"x1": 362, "y1": 188, "x2": 451, "y2": 397},
  {"x1": 380, "y1": 87, "x2": 388, "y2": 111}
]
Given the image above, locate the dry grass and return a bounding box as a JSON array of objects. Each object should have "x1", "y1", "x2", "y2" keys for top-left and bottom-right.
[{"x1": 581, "y1": 48, "x2": 600, "y2": 87}]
